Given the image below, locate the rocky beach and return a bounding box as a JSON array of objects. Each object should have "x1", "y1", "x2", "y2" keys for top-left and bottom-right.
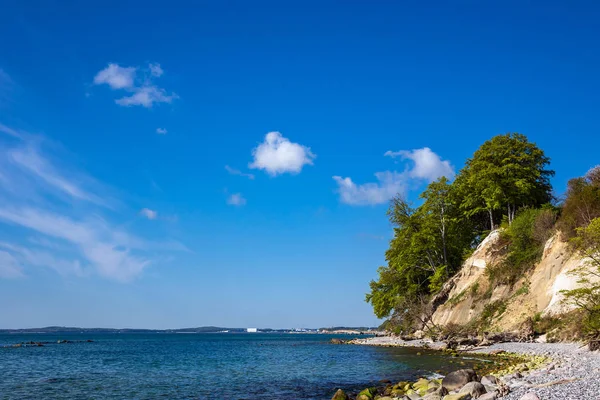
[{"x1": 332, "y1": 337, "x2": 600, "y2": 400}]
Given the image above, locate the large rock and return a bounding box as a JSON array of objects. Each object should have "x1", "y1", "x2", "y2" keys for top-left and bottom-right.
[
  {"x1": 478, "y1": 394, "x2": 497, "y2": 400},
  {"x1": 459, "y1": 382, "x2": 486, "y2": 399},
  {"x1": 423, "y1": 394, "x2": 443, "y2": 400},
  {"x1": 331, "y1": 389, "x2": 349, "y2": 400},
  {"x1": 442, "y1": 369, "x2": 478, "y2": 391},
  {"x1": 480, "y1": 376, "x2": 498, "y2": 386},
  {"x1": 356, "y1": 387, "x2": 377, "y2": 400},
  {"x1": 442, "y1": 394, "x2": 472, "y2": 400},
  {"x1": 518, "y1": 394, "x2": 540, "y2": 400}
]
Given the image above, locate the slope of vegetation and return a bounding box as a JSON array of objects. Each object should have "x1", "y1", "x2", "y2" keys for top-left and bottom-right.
[{"x1": 367, "y1": 132, "x2": 600, "y2": 340}]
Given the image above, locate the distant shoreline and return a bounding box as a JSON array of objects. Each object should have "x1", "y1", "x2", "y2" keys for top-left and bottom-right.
[{"x1": 0, "y1": 327, "x2": 381, "y2": 335}]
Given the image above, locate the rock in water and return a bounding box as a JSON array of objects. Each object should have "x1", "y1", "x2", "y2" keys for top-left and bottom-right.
[
  {"x1": 518, "y1": 394, "x2": 540, "y2": 400},
  {"x1": 331, "y1": 389, "x2": 349, "y2": 400},
  {"x1": 459, "y1": 382, "x2": 486, "y2": 398},
  {"x1": 356, "y1": 387, "x2": 377, "y2": 400},
  {"x1": 442, "y1": 369, "x2": 478, "y2": 391}
]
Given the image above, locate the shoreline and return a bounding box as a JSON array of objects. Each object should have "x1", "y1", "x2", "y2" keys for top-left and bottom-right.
[{"x1": 345, "y1": 336, "x2": 599, "y2": 400}]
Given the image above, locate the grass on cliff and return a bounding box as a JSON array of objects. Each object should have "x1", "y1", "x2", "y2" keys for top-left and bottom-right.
[{"x1": 486, "y1": 207, "x2": 557, "y2": 286}]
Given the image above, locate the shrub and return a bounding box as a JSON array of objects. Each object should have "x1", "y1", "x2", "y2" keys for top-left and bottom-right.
[
  {"x1": 557, "y1": 167, "x2": 600, "y2": 239},
  {"x1": 487, "y1": 208, "x2": 556, "y2": 285},
  {"x1": 562, "y1": 217, "x2": 600, "y2": 339}
]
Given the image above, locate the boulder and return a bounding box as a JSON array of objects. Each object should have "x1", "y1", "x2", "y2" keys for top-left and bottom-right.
[
  {"x1": 480, "y1": 376, "x2": 498, "y2": 386},
  {"x1": 518, "y1": 394, "x2": 540, "y2": 400},
  {"x1": 478, "y1": 394, "x2": 497, "y2": 400},
  {"x1": 413, "y1": 378, "x2": 431, "y2": 395},
  {"x1": 442, "y1": 369, "x2": 478, "y2": 391},
  {"x1": 442, "y1": 394, "x2": 472, "y2": 400},
  {"x1": 357, "y1": 387, "x2": 377, "y2": 400},
  {"x1": 458, "y1": 382, "x2": 486, "y2": 399},
  {"x1": 331, "y1": 389, "x2": 349, "y2": 400}
]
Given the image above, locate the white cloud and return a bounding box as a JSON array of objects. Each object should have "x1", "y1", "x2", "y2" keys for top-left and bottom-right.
[
  {"x1": 0, "y1": 207, "x2": 149, "y2": 282},
  {"x1": 149, "y1": 63, "x2": 163, "y2": 77},
  {"x1": 0, "y1": 123, "x2": 187, "y2": 281},
  {"x1": 334, "y1": 147, "x2": 454, "y2": 206},
  {"x1": 249, "y1": 132, "x2": 315, "y2": 176},
  {"x1": 0, "y1": 250, "x2": 24, "y2": 279},
  {"x1": 0, "y1": 242, "x2": 84, "y2": 277},
  {"x1": 116, "y1": 85, "x2": 178, "y2": 108},
  {"x1": 93, "y1": 63, "x2": 136, "y2": 89},
  {"x1": 385, "y1": 147, "x2": 455, "y2": 181},
  {"x1": 0, "y1": 123, "x2": 23, "y2": 139},
  {"x1": 225, "y1": 165, "x2": 255, "y2": 180},
  {"x1": 93, "y1": 63, "x2": 177, "y2": 108},
  {"x1": 333, "y1": 171, "x2": 407, "y2": 206},
  {"x1": 156, "y1": 127, "x2": 168, "y2": 135},
  {"x1": 9, "y1": 145, "x2": 108, "y2": 207},
  {"x1": 227, "y1": 193, "x2": 246, "y2": 206},
  {"x1": 140, "y1": 208, "x2": 158, "y2": 220}
]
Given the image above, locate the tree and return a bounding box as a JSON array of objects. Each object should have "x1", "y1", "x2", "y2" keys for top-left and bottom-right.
[
  {"x1": 456, "y1": 133, "x2": 554, "y2": 229},
  {"x1": 558, "y1": 166, "x2": 600, "y2": 238},
  {"x1": 366, "y1": 181, "x2": 476, "y2": 320},
  {"x1": 562, "y1": 217, "x2": 600, "y2": 338}
]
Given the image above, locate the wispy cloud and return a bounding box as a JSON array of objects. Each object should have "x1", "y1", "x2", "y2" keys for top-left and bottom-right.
[
  {"x1": 0, "y1": 122, "x2": 23, "y2": 139},
  {"x1": 156, "y1": 127, "x2": 168, "y2": 135},
  {"x1": 9, "y1": 144, "x2": 109, "y2": 207},
  {"x1": 227, "y1": 193, "x2": 247, "y2": 206},
  {"x1": 333, "y1": 171, "x2": 406, "y2": 206},
  {"x1": 93, "y1": 63, "x2": 136, "y2": 90},
  {"x1": 333, "y1": 147, "x2": 454, "y2": 206},
  {"x1": 149, "y1": 63, "x2": 163, "y2": 77},
  {"x1": 0, "y1": 241, "x2": 84, "y2": 277},
  {"x1": 0, "y1": 250, "x2": 24, "y2": 279},
  {"x1": 225, "y1": 165, "x2": 255, "y2": 180},
  {"x1": 385, "y1": 147, "x2": 455, "y2": 181},
  {"x1": 139, "y1": 208, "x2": 158, "y2": 220},
  {"x1": 93, "y1": 62, "x2": 178, "y2": 108},
  {"x1": 249, "y1": 132, "x2": 315, "y2": 176},
  {"x1": 0, "y1": 123, "x2": 186, "y2": 282},
  {"x1": 116, "y1": 85, "x2": 178, "y2": 108},
  {"x1": 0, "y1": 69, "x2": 16, "y2": 106}
]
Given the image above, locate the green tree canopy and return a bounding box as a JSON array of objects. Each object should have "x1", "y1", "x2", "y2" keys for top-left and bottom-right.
[{"x1": 456, "y1": 133, "x2": 554, "y2": 229}]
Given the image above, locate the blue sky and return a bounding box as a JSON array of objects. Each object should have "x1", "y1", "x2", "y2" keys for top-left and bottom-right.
[{"x1": 1, "y1": 1, "x2": 599, "y2": 329}]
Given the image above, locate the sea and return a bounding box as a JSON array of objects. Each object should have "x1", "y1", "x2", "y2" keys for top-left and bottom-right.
[{"x1": 0, "y1": 332, "x2": 485, "y2": 399}]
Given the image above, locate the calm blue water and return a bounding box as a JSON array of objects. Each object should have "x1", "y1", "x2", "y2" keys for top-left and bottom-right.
[{"x1": 0, "y1": 333, "x2": 479, "y2": 399}]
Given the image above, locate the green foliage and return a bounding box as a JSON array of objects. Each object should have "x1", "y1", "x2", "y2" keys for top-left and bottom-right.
[
  {"x1": 428, "y1": 265, "x2": 448, "y2": 293},
  {"x1": 455, "y1": 133, "x2": 554, "y2": 229},
  {"x1": 514, "y1": 283, "x2": 530, "y2": 297},
  {"x1": 478, "y1": 300, "x2": 508, "y2": 329},
  {"x1": 447, "y1": 289, "x2": 467, "y2": 306},
  {"x1": 562, "y1": 217, "x2": 600, "y2": 338},
  {"x1": 367, "y1": 178, "x2": 477, "y2": 320},
  {"x1": 557, "y1": 166, "x2": 600, "y2": 239},
  {"x1": 487, "y1": 208, "x2": 556, "y2": 285},
  {"x1": 367, "y1": 133, "x2": 558, "y2": 329}
]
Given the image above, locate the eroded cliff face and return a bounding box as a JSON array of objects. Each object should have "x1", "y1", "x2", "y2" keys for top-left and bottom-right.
[{"x1": 431, "y1": 229, "x2": 591, "y2": 332}]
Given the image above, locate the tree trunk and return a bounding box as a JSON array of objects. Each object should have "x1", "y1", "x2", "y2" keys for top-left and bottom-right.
[{"x1": 489, "y1": 209, "x2": 494, "y2": 230}]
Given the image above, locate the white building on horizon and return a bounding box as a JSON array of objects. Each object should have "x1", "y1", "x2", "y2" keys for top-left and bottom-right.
[{"x1": 246, "y1": 328, "x2": 258, "y2": 333}]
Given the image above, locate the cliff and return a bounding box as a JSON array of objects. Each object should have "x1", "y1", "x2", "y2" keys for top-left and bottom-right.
[{"x1": 430, "y1": 229, "x2": 593, "y2": 332}]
